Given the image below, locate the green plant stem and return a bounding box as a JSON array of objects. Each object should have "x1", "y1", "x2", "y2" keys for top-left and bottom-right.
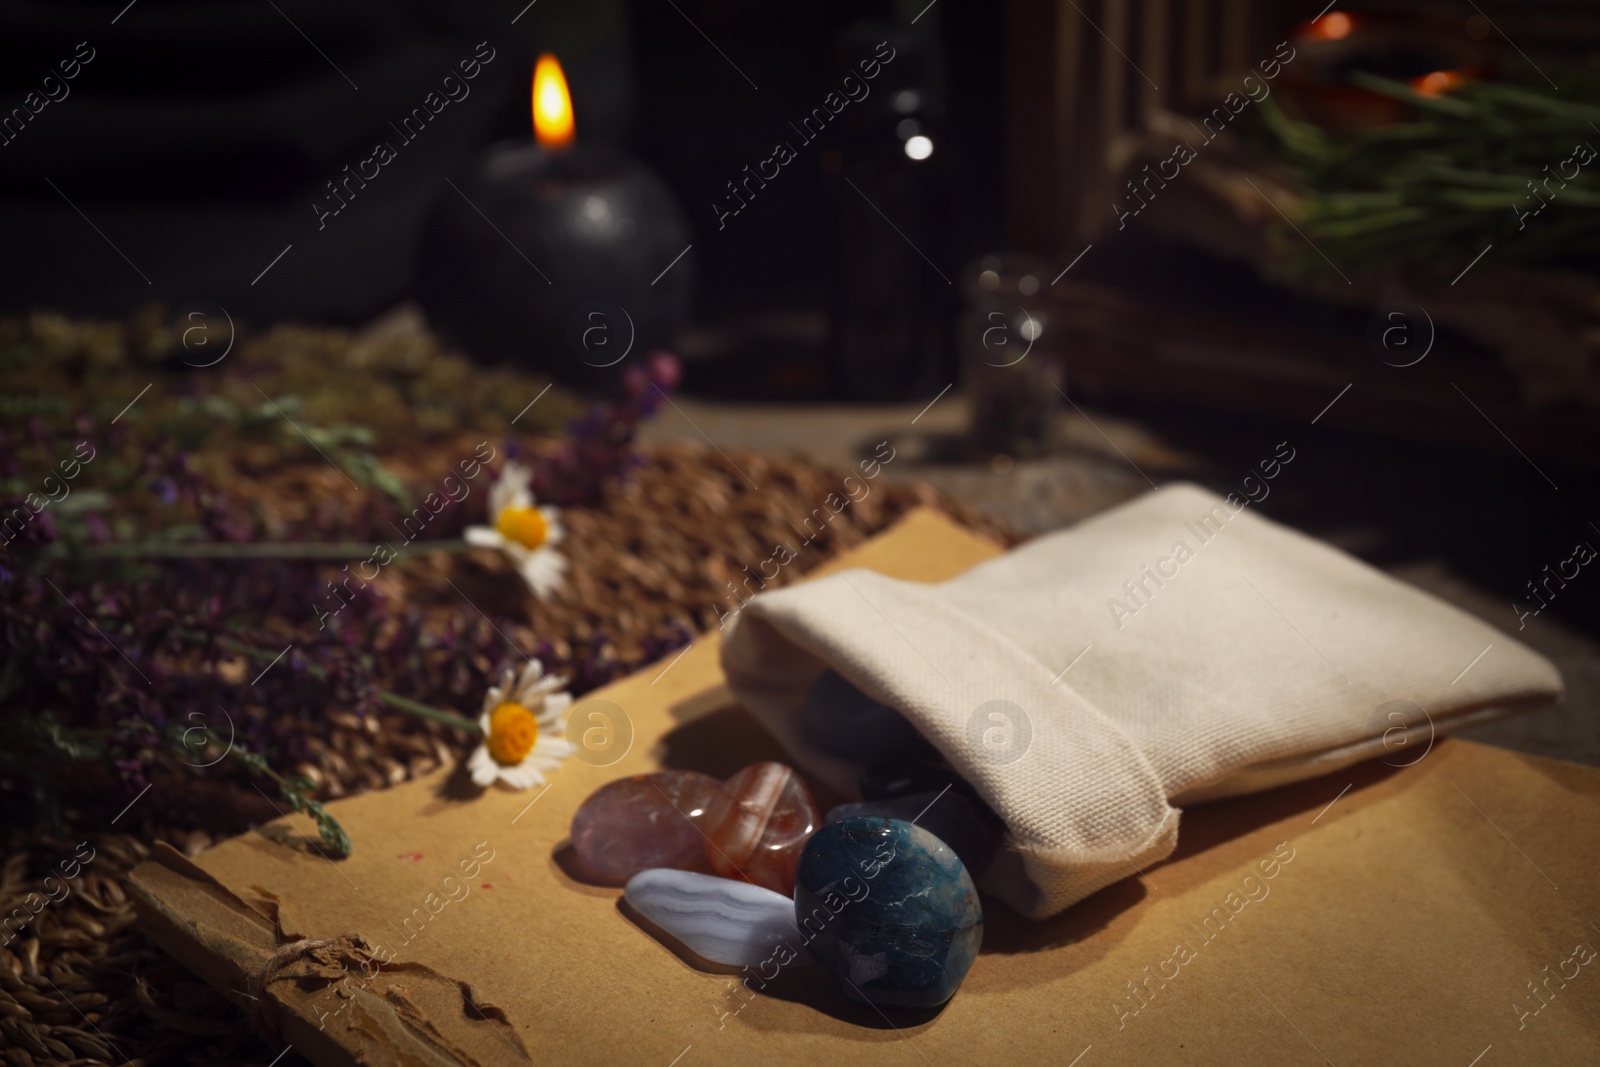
[{"x1": 378, "y1": 692, "x2": 481, "y2": 732}]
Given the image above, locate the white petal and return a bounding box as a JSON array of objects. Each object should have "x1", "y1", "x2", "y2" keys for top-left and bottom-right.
[
  {"x1": 504, "y1": 460, "x2": 534, "y2": 489},
  {"x1": 539, "y1": 692, "x2": 573, "y2": 722},
  {"x1": 539, "y1": 507, "x2": 565, "y2": 544},
  {"x1": 518, "y1": 548, "x2": 567, "y2": 600},
  {"x1": 499, "y1": 762, "x2": 546, "y2": 790},
  {"x1": 521, "y1": 674, "x2": 564, "y2": 704},
  {"x1": 489, "y1": 460, "x2": 535, "y2": 520},
  {"x1": 467, "y1": 747, "x2": 499, "y2": 786},
  {"x1": 510, "y1": 664, "x2": 548, "y2": 706},
  {"x1": 463, "y1": 526, "x2": 504, "y2": 549},
  {"x1": 533, "y1": 736, "x2": 573, "y2": 759},
  {"x1": 483, "y1": 667, "x2": 519, "y2": 713}
]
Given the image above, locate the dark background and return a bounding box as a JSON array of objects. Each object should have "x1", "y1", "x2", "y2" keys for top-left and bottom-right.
[
  {"x1": 2, "y1": 0, "x2": 1599, "y2": 647},
  {"x1": 0, "y1": 0, "x2": 1001, "y2": 397}
]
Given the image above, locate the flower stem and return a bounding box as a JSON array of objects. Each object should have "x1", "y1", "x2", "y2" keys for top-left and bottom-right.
[{"x1": 379, "y1": 692, "x2": 482, "y2": 734}]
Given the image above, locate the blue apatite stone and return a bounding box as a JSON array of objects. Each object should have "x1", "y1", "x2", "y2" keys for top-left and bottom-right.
[
  {"x1": 825, "y1": 790, "x2": 999, "y2": 875},
  {"x1": 794, "y1": 816, "x2": 982, "y2": 1010}
]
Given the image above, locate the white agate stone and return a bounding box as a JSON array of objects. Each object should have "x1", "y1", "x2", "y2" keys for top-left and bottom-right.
[{"x1": 624, "y1": 868, "x2": 811, "y2": 969}]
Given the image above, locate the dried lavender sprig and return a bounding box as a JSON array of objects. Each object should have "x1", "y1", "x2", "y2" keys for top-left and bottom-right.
[
  {"x1": 171, "y1": 626, "x2": 480, "y2": 734},
  {"x1": 56, "y1": 539, "x2": 474, "y2": 560},
  {"x1": 214, "y1": 728, "x2": 353, "y2": 857}
]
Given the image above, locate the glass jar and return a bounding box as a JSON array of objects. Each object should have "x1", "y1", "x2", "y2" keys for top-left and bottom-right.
[{"x1": 959, "y1": 253, "x2": 1062, "y2": 460}]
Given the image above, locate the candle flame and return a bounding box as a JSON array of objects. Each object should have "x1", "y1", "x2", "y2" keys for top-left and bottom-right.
[{"x1": 532, "y1": 54, "x2": 575, "y2": 148}]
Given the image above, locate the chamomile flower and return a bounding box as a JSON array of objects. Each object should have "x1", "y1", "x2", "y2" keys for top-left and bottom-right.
[
  {"x1": 464, "y1": 460, "x2": 567, "y2": 600},
  {"x1": 467, "y1": 659, "x2": 574, "y2": 789}
]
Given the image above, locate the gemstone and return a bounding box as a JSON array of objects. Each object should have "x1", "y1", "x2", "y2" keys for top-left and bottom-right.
[
  {"x1": 701, "y1": 762, "x2": 820, "y2": 895},
  {"x1": 569, "y1": 770, "x2": 721, "y2": 883},
  {"x1": 624, "y1": 868, "x2": 810, "y2": 969},
  {"x1": 794, "y1": 816, "x2": 983, "y2": 1010},
  {"x1": 825, "y1": 789, "x2": 999, "y2": 875},
  {"x1": 802, "y1": 670, "x2": 933, "y2": 761}
]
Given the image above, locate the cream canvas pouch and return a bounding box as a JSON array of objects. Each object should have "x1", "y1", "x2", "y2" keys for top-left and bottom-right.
[{"x1": 720, "y1": 484, "x2": 1563, "y2": 920}]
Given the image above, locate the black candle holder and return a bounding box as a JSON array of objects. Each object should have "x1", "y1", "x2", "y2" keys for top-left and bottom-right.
[{"x1": 417, "y1": 139, "x2": 692, "y2": 390}]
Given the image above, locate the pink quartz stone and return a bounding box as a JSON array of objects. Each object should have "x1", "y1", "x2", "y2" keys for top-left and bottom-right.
[
  {"x1": 570, "y1": 770, "x2": 722, "y2": 883},
  {"x1": 701, "y1": 762, "x2": 820, "y2": 895}
]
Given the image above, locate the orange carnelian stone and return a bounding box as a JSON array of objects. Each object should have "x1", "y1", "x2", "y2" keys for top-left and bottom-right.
[{"x1": 701, "y1": 762, "x2": 819, "y2": 895}]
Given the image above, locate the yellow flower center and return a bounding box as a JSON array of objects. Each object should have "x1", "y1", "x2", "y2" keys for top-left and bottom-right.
[
  {"x1": 495, "y1": 506, "x2": 549, "y2": 550},
  {"x1": 486, "y1": 702, "x2": 538, "y2": 765}
]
